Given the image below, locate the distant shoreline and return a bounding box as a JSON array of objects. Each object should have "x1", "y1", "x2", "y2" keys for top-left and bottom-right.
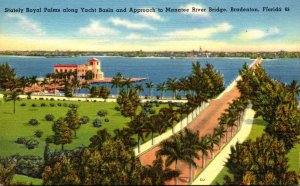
[
  {"x1": 0, "y1": 55, "x2": 299, "y2": 60},
  {"x1": 0, "y1": 55, "x2": 256, "y2": 60}
]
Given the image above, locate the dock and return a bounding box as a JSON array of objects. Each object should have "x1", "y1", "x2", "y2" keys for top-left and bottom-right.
[{"x1": 89, "y1": 77, "x2": 147, "y2": 83}]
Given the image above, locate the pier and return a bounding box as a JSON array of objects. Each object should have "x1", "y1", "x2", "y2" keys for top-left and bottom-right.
[{"x1": 89, "y1": 77, "x2": 146, "y2": 83}]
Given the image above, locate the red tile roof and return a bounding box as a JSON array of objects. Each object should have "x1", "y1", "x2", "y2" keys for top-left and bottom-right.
[{"x1": 88, "y1": 58, "x2": 98, "y2": 62}]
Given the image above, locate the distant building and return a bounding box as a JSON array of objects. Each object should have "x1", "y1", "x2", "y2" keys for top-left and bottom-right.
[{"x1": 54, "y1": 58, "x2": 104, "y2": 81}]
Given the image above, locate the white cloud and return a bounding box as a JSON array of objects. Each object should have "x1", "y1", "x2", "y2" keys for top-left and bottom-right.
[
  {"x1": 126, "y1": 33, "x2": 142, "y2": 39},
  {"x1": 79, "y1": 20, "x2": 118, "y2": 36},
  {"x1": 6, "y1": 14, "x2": 45, "y2": 35},
  {"x1": 237, "y1": 27, "x2": 280, "y2": 40},
  {"x1": 109, "y1": 17, "x2": 154, "y2": 30},
  {"x1": 180, "y1": 3, "x2": 209, "y2": 17},
  {"x1": 166, "y1": 22, "x2": 232, "y2": 39},
  {"x1": 139, "y1": 11, "x2": 163, "y2": 21}
]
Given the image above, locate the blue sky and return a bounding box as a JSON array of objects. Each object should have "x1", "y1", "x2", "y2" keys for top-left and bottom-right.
[{"x1": 0, "y1": 0, "x2": 299, "y2": 51}]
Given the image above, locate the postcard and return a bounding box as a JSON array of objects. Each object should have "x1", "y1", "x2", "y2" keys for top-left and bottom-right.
[{"x1": 0, "y1": 0, "x2": 299, "y2": 185}]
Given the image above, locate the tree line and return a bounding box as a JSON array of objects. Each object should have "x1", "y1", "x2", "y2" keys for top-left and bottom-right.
[{"x1": 221, "y1": 63, "x2": 300, "y2": 185}]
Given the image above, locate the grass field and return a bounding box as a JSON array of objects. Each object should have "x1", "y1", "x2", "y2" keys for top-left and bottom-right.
[
  {"x1": 13, "y1": 174, "x2": 43, "y2": 185},
  {"x1": 212, "y1": 117, "x2": 299, "y2": 184},
  {"x1": 0, "y1": 98, "x2": 170, "y2": 158}
]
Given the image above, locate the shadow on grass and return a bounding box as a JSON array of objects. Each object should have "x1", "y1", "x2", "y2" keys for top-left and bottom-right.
[{"x1": 3, "y1": 112, "x2": 14, "y2": 115}]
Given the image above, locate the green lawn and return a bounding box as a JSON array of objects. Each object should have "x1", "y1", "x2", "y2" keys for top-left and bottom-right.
[
  {"x1": 0, "y1": 98, "x2": 131, "y2": 157},
  {"x1": 212, "y1": 117, "x2": 299, "y2": 184},
  {"x1": 13, "y1": 174, "x2": 43, "y2": 185}
]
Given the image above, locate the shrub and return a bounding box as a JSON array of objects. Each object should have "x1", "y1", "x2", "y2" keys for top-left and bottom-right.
[
  {"x1": 93, "y1": 100, "x2": 97, "y2": 102},
  {"x1": 145, "y1": 96, "x2": 148, "y2": 99},
  {"x1": 114, "y1": 106, "x2": 120, "y2": 111},
  {"x1": 28, "y1": 119, "x2": 39, "y2": 126},
  {"x1": 93, "y1": 119, "x2": 102, "y2": 127},
  {"x1": 15, "y1": 137, "x2": 39, "y2": 149},
  {"x1": 68, "y1": 104, "x2": 78, "y2": 108},
  {"x1": 15, "y1": 137, "x2": 27, "y2": 144},
  {"x1": 63, "y1": 99, "x2": 66, "y2": 101},
  {"x1": 34, "y1": 130, "x2": 43, "y2": 138},
  {"x1": 45, "y1": 114, "x2": 55, "y2": 121},
  {"x1": 46, "y1": 136, "x2": 54, "y2": 144},
  {"x1": 39, "y1": 98, "x2": 44, "y2": 100},
  {"x1": 104, "y1": 118, "x2": 109, "y2": 122},
  {"x1": 49, "y1": 103, "x2": 55, "y2": 107},
  {"x1": 78, "y1": 99, "x2": 81, "y2": 101},
  {"x1": 63, "y1": 103, "x2": 68, "y2": 107},
  {"x1": 31, "y1": 103, "x2": 37, "y2": 107},
  {"x1": 25, "y1": 139, "x2": 39, "y2": 149},
  {"x1": 176, "y1": 95, "x2": 181, "y2": 100},
  {"x1": 20, "y1": 103, "x2": 26, "y2": 107},
  {"x1": 86, "y1": 100, "x2": 90, "y2": 102},
  {"x1": 46, "y1": 98, "x2": 49, "y2": 100},
  {"x1": 57, "y1": 103, "x2": 62, "y2": 107},
  {"x1": 40, "y1": 103, "x2": 47, "y2": 107},
  {"x1": 27, "y1": 94, "x2": 31, "y2": 100},
  {"x1": 156, "y1": 95, "x2": 160, "y2": 99},
  {"x1": 50, "y1": 98, "x2": 54, "y2": 101},
  {"x1": 149, "y1": 109, "x2": 155, "y2": 114},
  {"x1": 12, "y1": 155, "x2": 44, "y2": 178},
  {"x1": 80, "y1": 116, "x2": 89, "y2": 124},
  {"x1": 97, "y1": 110, "x2": 108, "y2": 117},
  {"x1": 155, "y1": 102, "x2": 160, "y2": 107}
]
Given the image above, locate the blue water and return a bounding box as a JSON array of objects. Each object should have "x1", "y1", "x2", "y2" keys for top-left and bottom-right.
[{"x1": 0, "y1": 56, "x2": 299, "y2": 97}]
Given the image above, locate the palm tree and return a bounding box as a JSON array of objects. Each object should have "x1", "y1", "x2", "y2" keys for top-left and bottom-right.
[
  {"x1": 134, "y1": 84, "x2": 144, "y2": 96},
  {"x1": 199, "y1": 135, "x2": 209, "y2": 168},
  {"x1": 4, "y1": 89, "x2": 21, "y2": 114},
  {"x1": 288, "y1": 80, "x2": 300, "y2": 97},
  {"x1": 71, "y1": 79, "x2": 80, "y2": 94},
  {"x1": 181, "y1": 128, "x2": 201, "y2": 183},
  {"x1": 18, "y1": 76, "x2": 30, "y2": 93},
  {"x1": 219, "y1": 113, "x2": 230, "y2": 143},
  {"x1": 40, "y1": 78, "x2": 49, "y2": 91},
  {"x1": 127, "y1": 112, "x2": 147, "y2": 153},
  {"x1": 50, "y1": 74, "x2": 59, "y2": 94},
  {"x1": 81, "y1": 82, "x2": 91, "y2": 91},
  {"x1": 232, "y1": 98, "x2": 247, "y2": 129},
  {"x1": 145, "y1": 114, "x2": 167, "y2": 145},
  {"x1": 30, "y1": 75, "x2": 38, "y2": 89},
  {"x1": 159, "y1": 106, "x2": 180, "y2": 134},
  {"x1": 226, "y1": 107, "x2": 239, "y2": 138},
  {"x1": 167, "y1": 78, "x2": 178, "y2": 99},
  {"x1": 156, "y1": 82, "x2": 167, "y2": 99},
  {"x1": 111, "y1": 72, "x2": 123, "y2": 96},
  {"x1": 206, "y1": 133, "x2": 219, "y2": 159},
  {"x1": 181, "y1": 103, "x2": 193, "y2": 125},
  {"x1": 141, "y1": 157, "x2": 180, "y2": 185},
  {"x1": 213, "y1": 125, "x2": 226, "y2": 150},
  {"x1": 89, "y1": 129, "x2": 112, "y2": 151},
  {"x1": 123, "y1": 78, "x2": 132, "y2": 95},
  {"x1": 156, "y1": 129, "x2": 201, "y2": 184},
  {"x1": 156, "y1": 135, "x2": 185, "y2": 185},
  {"x1": 178, "y1": 77, "x2": 190, "y2": 97},
  {"x1": 113, "y1": 128, "x2": 137, "y2": 149},
  {"x1": 145, "y1": 116, "x2": 157, "y2": 145},
  {"x1": 145, "y1": 81, "x2": 154, "y2": 98}
]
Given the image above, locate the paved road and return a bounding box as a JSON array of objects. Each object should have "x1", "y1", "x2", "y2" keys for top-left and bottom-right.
[
  {"x1": 139, "y1": 85, "x2": 241, "y2": 185},
  {"x1": 191, "y1": 106, "x2": 255, "y2": 185}
]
